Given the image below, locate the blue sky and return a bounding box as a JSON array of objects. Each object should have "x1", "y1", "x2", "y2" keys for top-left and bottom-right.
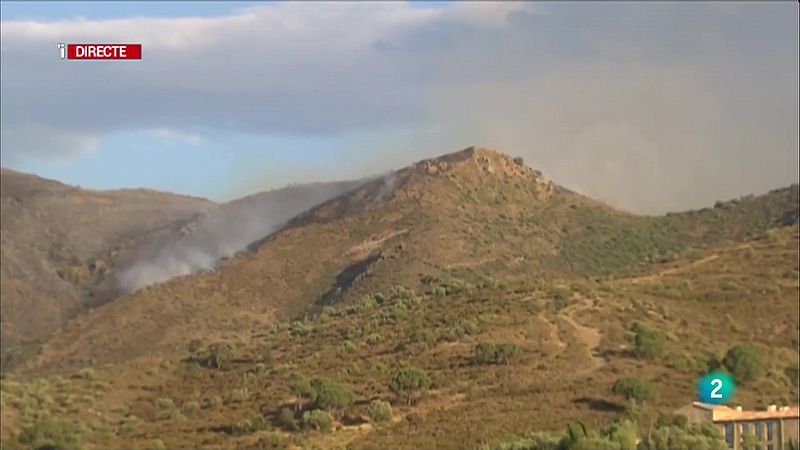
[
  {"x1": 0, "y1": 1, "x2": 452, "y2": 200},
  {"x1": 1, "y1": 1, "x2": 253, "y2": 20},
  {"x1": 0, "y1": 0, "x2": 448, "y2": 21},
  {"x1": 1, "y1": 1, "x2": 797, "y2": 213}
]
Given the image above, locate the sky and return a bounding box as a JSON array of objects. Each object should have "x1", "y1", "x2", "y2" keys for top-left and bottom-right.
[{"x1": 1, "y1": 1, "x2": 798, "y2": 214}]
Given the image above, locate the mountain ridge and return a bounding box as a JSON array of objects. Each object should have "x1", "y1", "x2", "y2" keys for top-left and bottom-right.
[{"x1": 11, "y1": 147, "x2": 798, "y2": 376}]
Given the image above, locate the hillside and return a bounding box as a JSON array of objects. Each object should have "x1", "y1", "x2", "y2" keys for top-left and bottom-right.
[
  {"x1": 14, "y1": 148, "x2": 799, "y2": 376},
  {"x1": 0, "y1": 168, "x2": 215, "y2": 352},
  {"x1": 116, "y1": 179, "x2": 366, "y2": 292},
  {"x1": 0, "y1": 184, "x2": 797, "y2": 449}
]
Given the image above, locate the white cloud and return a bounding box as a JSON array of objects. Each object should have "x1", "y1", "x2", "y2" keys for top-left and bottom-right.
[
  {"x1": 148, "y1": 128, "x2": 205, "y2": 145},
  {"x1": 1, "y1": 2, "x2": 797, "y2": 212}
]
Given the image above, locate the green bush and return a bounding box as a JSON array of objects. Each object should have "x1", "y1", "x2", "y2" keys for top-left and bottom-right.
[
  {"x1": 302, "y1": 409, "x2": 332, "y2": 432},
  {"x1": 389, "y1": 367, "x2": 432, "y2": 405},
  {"x1": 632, "y1": 323, "x2": 666, "y2": 360},
  {"x1": 197, "y1": 342, "x2": 235, "y2": 369},
  {"x1": 276, "y1": 407, "x2": 298, "y2": 431},
  {"x1": 310, "y1": 379, "x2": 355, "y2": 412},
  {"x1": 474, "y1": 342, "x2": 522, "y2": 365},
  {"x1": 496, "y1": 342, "x2": 522, "y2": 364},
  {"x1": 640, "y1": 424, "x2": 727, "y2": 450},
  {"x1": 786, "y1": 363, "x2": 800, "y2": 388},
  {"x1": 612, "y1": 377, "x2": 660, "y2": 404},
  {"x1": 741, "y1": 433, "x2": 763, "y2": 450},
  {"x1": 367, "y1": 399, "x2": 392, "y2": 423},
  {"x1": 229, "y1": 415, "x2": 267, "y2": 436},
  {"x1": 291, "y1": 378, "x2": 317, "y2": 410},
  {"x1": 723, "y1": 344, "x2": 766, "y2": 384},
  {"x1": 475, "y1": 342, "x2": 497, "y2": 364},
  {"x1": 17, "y1": 417, "x2": 82, "y2": 450}
]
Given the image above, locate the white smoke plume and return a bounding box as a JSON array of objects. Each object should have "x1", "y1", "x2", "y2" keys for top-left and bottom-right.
[{"x1": 117, "y1": 179, "x2": 364, "y2": 291}]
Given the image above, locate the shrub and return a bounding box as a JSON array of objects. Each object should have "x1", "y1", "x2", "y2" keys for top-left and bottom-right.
[
  {"x1": 474, "y1": 342, "x2": 522, "y2": 365},
  {"x1": 311, "y1": 379, "x2": 355, "y2": 412},
  {"x1": 276, "y1": 407, "x2": 298, "y2": 431},
  {"x1": 197, "y1": 343, "x2": 234, "y2": 369},
  {"x1": 230, "y1": 415, "x2": 267, "y2": 436},
  {"x1": 155, "y1": 397, "x2": 174, "y2": 410},
  {"x1": 475, "y1": 342, "x2": 497, "y2": 364},
  {"x1": 741, "y1": 433, "x2": 763, "y2": 450},
  {"x1": 786, "y1": 363, "x2": 800, "y2": 388},
  {"x1": 291, "y1": 378, "x2": 317, "y2": 410},
  {"x1": 723, "y1": 344, "x2": 765, "y2": 384},
  {"x1": 496, "y1": 342, "x2": 522, "y2": 364},
  {"x1": 367, "y1": 400, "x2": 392, "y2": 423},
  {"x1": 389, "y1": 285, "x2": 415, "y2": 301},
  {"x1": 641, "y1": 424, "x2": 728, "y2": 450},
  {"x1": 187, "y1": 339, "x2": 204, "y2": 353},
  {"x1": 389, "y1": 367, "x2": 432, "y2": 405},
  {"x1": 612, "y1": 377, "x2": 660, "y2": 404},
  {"x1": 302, "y1": 409, "x2": 332, "y2": 432},
  {"x1": 632, "y1": 323, "x2": 665, "y2": 360},
  {"x1": 17, "y1": 417, "x2": 82, "y2": 450}
]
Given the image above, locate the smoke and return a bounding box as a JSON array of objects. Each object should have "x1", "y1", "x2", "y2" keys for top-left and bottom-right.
[{"x1": 117, "y1": 179, "x2": 364, "y2": 291}]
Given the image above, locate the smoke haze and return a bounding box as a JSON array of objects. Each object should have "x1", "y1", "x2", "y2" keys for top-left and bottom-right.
[
  {"x1": 1, "y1": 2, "x2": 797, "y2": 214},
  {"x1": 117, "y1": 180, "x2": 364, "y2": 291}
]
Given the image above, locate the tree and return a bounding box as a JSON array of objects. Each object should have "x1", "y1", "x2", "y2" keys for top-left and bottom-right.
[
  {"x1": 310, "y1": 379, "x2": 355, "y2": 413},
  {"x1": 723, "y1": 344, "x2": 765, "y2": 384},
  {"x1": 632, "y1": 323, "x2": 665, "y2": 360},
  {"x1": 367, "y1": 400, "x2": 392, "y2": 423},
  {"x1": 612, "y1": 377, "x2": 660, "y2": 404},
  {"x1": 389, "y1": 367, "x2": 432, "y2": 405}
]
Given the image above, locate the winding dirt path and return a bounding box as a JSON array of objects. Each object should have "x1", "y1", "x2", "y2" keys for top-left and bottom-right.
[{"x1": 559, "y1": 297, "x2": 606, "y2": 374}]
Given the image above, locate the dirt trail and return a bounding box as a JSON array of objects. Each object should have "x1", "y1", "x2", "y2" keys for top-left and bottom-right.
[
  {"x1": 559, "y1": 297, "x2": 606, "y2": 373},
  {"x1": 626, "y1": 242, "x2": 755, "y2": 284},
  {"x1": 627, "y1": 254, "x2": 720, "y2": 284}
]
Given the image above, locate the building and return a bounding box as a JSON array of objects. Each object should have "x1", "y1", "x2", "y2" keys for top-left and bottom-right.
[{"x1": 676, "y1": 402, "x2": 800, "y2": 450}]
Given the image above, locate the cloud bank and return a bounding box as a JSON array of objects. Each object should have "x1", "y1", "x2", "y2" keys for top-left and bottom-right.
[{"x1": 1, "y1": 2, "x2": 797, "y2": 213}]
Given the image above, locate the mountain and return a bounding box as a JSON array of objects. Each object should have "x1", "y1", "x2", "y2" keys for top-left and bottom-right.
[
  {"x1": 0, "y1": 168, "x2": 214, "y2": 351},
  {"x1": 0, "y1": 167, "x2": 364, "y2": 359},
  {"x1": 0, "y1": 148, "x2": 797, "y2": 450},
  {"x1": 15, "y1": 148, "x2": 798, "y2": 374}
]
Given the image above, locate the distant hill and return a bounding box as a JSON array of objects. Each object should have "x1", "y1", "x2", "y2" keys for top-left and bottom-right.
[
  {"x1": 0, "y1": 168, "x2": 214, "y2": 351},
  {"x1": 16, "y1": 147, "x2": 799, "y2": 375}
]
